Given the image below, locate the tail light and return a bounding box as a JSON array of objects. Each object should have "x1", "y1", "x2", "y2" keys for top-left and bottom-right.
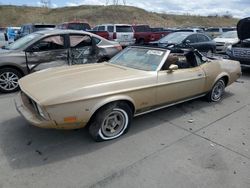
[
  {"x1": 113, "y1": 32, "x2": 117, "y2": 40},
  {"x1": 150, "y1": 34, "x2": 155, "y2": 41}
]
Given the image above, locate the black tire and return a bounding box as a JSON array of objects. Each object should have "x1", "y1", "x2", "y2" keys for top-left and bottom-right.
[
  {"x1": 0, "y1": 68, "x2": 22, "y2": 93},
  {"x1": 89, "y1": 102, "x2": 132, "y2": 142},
  {"x1": 206, "y1": 79, "x2": 225, "y2": 102}
]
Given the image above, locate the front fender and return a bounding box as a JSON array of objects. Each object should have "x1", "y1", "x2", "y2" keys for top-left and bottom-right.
[{"x1": 90, "y1": 95, "x2": 136, "y2": 117}]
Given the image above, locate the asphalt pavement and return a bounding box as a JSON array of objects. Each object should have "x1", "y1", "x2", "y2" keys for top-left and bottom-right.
[{"x1": 0, "y1": 69, "x2": 249, "y2": 188}]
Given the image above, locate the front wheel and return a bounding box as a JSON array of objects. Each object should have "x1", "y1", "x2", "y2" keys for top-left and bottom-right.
[
  {"x1": 0, "y1": 68, "x2": 22, "y2": 93},
  {"x1": 206, "y1": 79, "x2": 225, "y2": 102},
  {"x1": 89, "y1": 102, "x2": 132, "y2": 142}
]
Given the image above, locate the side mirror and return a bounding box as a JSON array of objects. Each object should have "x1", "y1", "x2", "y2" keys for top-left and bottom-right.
[
  {"x1": 185, "y1": 40, "x2": 191, "y2": 44},
  {"x1": 168, "y1": 64, "x2": 178, "y2": 72}
]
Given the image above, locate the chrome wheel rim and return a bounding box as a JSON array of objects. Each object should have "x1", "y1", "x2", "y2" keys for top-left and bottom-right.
[
  {"x1": 0, "y1": 72, "x2": 19, "y2": 91},
  {"x1": 211, "y1": 81, "x2": 224, "y2": 101},
  {"x1": 101, "y1": 109, "x2": 127, "y2": 138}
]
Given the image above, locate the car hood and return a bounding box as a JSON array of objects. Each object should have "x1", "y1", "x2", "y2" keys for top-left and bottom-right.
[
  {"x1": 237, "y1": 17, "x2": 250, "y2": 40},
  {"x1": 213, "y1": 37, "x2": 239, "y2": 44},
  {"x1": 19, "y1": 63, "x2": 154, "y2": 106}
]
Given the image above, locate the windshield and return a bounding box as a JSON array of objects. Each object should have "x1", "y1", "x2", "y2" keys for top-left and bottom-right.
[
  {"x1": 159, "y1": 32, "x2": 189, "y2": 44},
  {"x1": 218, "y1": 31, "x2": 237, "y2": 38},
  {"x1": 4, "y1": 33, "x2": 42, "y2": 50},
  {"x1": 109, "y1": 47, "x2": 166, "y2": 71},
  {"x1": 68, "y1": 23, "x2": 91, "y2": 31},
  {"x1": 116, "y1": 26, "x2": 133, "y2": 32}
]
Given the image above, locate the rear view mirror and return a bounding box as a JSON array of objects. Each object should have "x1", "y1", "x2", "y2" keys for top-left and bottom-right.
[{"x1": 168, "y1": 64, "x2": 178, "y2": 72}]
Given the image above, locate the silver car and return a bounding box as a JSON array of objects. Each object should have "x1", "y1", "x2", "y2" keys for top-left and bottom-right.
[{"x1": 0, "y1": 29, "x2": 122, "y2": 93}]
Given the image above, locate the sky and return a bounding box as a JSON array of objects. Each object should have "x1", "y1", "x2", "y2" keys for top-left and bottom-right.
[{"x1": 0, "y1": 0, "x2": 249, "y2": 18}]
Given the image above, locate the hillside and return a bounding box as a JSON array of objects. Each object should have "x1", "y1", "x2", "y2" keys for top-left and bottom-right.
[{"x1": 0, "y1": 5, "x2": 238, "y2": 28}]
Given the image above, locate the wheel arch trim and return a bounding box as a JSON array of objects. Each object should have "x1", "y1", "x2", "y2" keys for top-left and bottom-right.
[
  {"x1": 89, "y1": 95, "x2": 136, "y2": 119},
  {"x1": 213, "y1": 72, "x2": 230, "y2": 87}
]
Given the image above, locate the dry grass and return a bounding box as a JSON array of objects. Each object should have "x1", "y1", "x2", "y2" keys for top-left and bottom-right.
[{"x1": 0, "y1": 5, "x2": 238, "y2": 28}]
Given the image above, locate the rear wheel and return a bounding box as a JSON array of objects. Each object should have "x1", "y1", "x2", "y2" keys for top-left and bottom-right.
[
  {"x1": 89, "y1": 102, "x2": 132, "y2": 142},
  {"x1": 0, "y1": 68, "x2": 22, "y2": 93},
  {"x1": 206, "y1": 79, "x2": 225, "y2": 102}
]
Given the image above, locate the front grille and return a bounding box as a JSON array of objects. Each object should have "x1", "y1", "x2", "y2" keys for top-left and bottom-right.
[
  {"x1": 232, "y1": 47, "x2": 250, "y2": 59},
  {"x1": 216, "y1": 42, "x2": 225, "y2": 47}
]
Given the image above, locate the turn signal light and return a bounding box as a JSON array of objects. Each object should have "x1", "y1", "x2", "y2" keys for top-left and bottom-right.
[
  {"x1": 115, "y1": 45, "x2": 123, "y2": 51},
  {"x1": 64, "y1": 117, "x2": 77, "y2": 123}
]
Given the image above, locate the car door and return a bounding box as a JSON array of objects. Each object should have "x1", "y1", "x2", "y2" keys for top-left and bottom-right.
[
  {"x1": 196, "y1": 34, "x2": 213, "y2": 52},
  {"x1": 156, "y1": 52, "x2": 206, "y2": 105},
  {"x1": 68, "y1": 34, "x2": 98, "y2": 65},
  {"x1": 184, "y1": 34, "x2": 201, "y2": 51},
  {"x1": 25, "y1": 34, "x2": 68, "y2": 72}
]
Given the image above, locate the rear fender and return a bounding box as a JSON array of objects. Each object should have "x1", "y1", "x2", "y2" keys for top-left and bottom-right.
[{"x1": 213, "y1": 72, "x2": 229, "y2": 87}]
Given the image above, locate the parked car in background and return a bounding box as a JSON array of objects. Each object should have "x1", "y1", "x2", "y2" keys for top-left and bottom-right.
[
  {"x1": 15, "y1": 23, "x2": 55, "y2": 40},
  {"x1": 88, "y1": 29, "x2": 109, "y2": 40},
  {"x1": 0, "y1": 30, "x2": 122, "y2": 93},
  {"x1": 132, "y1": 25, "x2": 171, "y2": 44},
  {"x1": 226, "y1": 17, "x2": 250, "y2": 67},
  {"x1": 214, "y1": 31, "x2": 239, "y2": 53},
  {"x1": 93, "y1": 24, "x2": 135, "y2": 46},
  {"x1": 15, "y1": 45, "x2": 241, "y2": 142},
  {"x1": 150, "y1": 32, "x2": 216, "y2": 53},
  {"x1": 175, "y1": 28, "x2": 204, "y2": 33},
  {"x1": 0, "y1": 27, "x2": 6, "y2": 33},
  {"x1": 0, "y1": 32, "x2": 8, "y2": 48},
  {"x1": 205, "y1": 27, "x2": 236, "y2": 38},
  {"x1": 56, "y1": 21, "x2": 110, "y2": 39},
  {"x1": 132, "y1": 24, "x2": 152, "y2": 44},
  {"x1": 6, "y1": 27, "x2": 21, "y2": 43},
  {"x1": 56, "y1": 21, "x2": 91, "y2": 31}
]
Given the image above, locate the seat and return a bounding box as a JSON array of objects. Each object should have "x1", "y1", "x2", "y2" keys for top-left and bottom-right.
[{"x1": 162, "y1": 55, "x2": 178, "y2": 70}]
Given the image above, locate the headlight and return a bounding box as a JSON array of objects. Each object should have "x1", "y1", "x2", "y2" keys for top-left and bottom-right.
[
  {"x1": 36, "y1": 104, "x2": 47, "y2": 119},
  {"x1": 226, "y1": 45, "x2": 232, "y2": 56},
  {"x1": 225, "y1": 43, "x2": 232, "y2": 47}
]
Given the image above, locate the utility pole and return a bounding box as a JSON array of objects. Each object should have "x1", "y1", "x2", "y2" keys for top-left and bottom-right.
[
  {"x1": 40, "y1": 0, "x2": 51, "y2": 8},
  {"x1": 106, "y1": 0, "x2": 126, "y2": 5}
]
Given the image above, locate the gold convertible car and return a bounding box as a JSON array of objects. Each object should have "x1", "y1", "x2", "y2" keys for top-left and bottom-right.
[{"x1": 15, "y1": 46, "x2": 241, "y2": 141}]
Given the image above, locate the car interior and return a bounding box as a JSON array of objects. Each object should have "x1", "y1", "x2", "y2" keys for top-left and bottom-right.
[
  {"x1": 69, "y1": 35, "x2": 97, "y2": 65},
  {"x1": 161, "y1": 51, "x2": 198, "y2": 70}
]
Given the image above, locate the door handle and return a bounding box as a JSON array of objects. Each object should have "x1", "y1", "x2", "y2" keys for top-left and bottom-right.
[{"x1": 198, "y1": 73, "x2": 203, "y2": 77}]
